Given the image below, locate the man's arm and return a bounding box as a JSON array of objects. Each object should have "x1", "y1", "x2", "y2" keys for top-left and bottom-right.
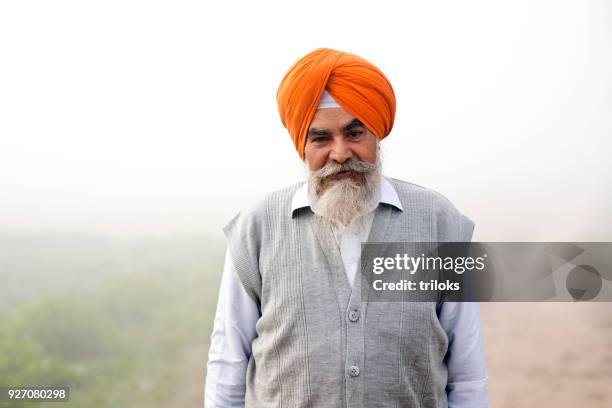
[
  {"x1": 204, "y1": 248, "x2": 260, "y2": 408},
  {"x1": 439, "y1": 301, "x2": 489, "y2": 408}
]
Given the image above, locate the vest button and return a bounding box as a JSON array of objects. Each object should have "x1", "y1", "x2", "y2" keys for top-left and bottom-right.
[
  {"x1": 348, "y1": 365, "x2": 360, "y2": 377},
  {"x1": 348, "y1": 308, "x2": 360, "y2": 322}
]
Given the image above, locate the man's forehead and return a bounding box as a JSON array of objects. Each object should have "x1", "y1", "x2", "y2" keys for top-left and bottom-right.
[{"x1": 309, "y1": 109, "x2": 364, "y2": 132}]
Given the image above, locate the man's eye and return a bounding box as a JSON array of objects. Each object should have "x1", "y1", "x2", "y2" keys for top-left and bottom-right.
[
  {"x1": 348, "y1": 131, "x2": 363, "y2": 138},
  {"x1": 312, "y1": 136, "x2": 329, "y2": 143}
]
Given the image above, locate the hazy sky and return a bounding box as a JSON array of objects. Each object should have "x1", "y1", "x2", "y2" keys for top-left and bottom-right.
[{"x1": 1, "y1": 0, "x2": 610, "y2": 242}]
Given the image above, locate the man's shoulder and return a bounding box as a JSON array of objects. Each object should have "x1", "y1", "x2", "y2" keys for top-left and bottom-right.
[
  {"x1": 223, "y1": 181, "x2": 304, "y2": 234},
  {"x1": 386, "y1": 176, "x2": 475, "y2": 241},
  {"x1": 386, "y1": 176, "x2": 463, "y2": 215},
  {"x1": 246, "y1": 181, "x2": 304, "y2": 215}
]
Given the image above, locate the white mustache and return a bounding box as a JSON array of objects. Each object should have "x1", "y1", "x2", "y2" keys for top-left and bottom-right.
[{"x1": 310, "y1": 159, "x2": 377, "y2": 181}]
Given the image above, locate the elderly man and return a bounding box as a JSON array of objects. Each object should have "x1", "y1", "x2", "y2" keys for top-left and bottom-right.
[{"x1": 205, "y1": 48, "x2": 488, "y2": 407}]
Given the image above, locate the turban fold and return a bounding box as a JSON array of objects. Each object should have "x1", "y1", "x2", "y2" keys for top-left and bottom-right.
[{"x1": 276, "y1": 48, "x2": 396, "y2": 160}]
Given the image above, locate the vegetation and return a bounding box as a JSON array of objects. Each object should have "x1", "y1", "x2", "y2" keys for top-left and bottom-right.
[{"x1": 0, "y1": 231, "x2": 224, "y2": 408}]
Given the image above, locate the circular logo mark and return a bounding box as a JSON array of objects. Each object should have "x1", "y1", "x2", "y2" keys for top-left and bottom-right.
[{"x1": 565, "y1": 265, "x2": 602, "y2": 301}]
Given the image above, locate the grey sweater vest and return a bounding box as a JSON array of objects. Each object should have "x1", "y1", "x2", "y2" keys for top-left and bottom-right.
[{"x1": 223, "y1": 177, "x2": 475, "y2": 408}]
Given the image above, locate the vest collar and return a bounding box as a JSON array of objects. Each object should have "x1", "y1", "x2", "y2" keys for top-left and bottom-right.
[{"x1": 291, "y1": 175, "x2": 404, "y2": 217}]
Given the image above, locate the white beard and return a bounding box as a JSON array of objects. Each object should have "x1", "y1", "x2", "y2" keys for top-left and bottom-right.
[{"x1": 305, "y1": 146, "x2": 383, "y2": 229}]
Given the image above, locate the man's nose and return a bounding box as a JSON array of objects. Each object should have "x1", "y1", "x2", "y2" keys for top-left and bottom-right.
[{"x1": 328, "y1": 136, "x2": 353, "y2": 163}]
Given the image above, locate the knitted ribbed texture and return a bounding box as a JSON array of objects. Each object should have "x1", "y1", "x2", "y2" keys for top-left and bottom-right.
[{"x1": 223, "y1": 177, "x2": 474, "y2": 408}]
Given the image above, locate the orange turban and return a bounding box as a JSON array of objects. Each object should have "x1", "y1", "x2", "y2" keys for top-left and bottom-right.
[{"x1": 276, "y1": 48, "x2": 396, "y2": 160}]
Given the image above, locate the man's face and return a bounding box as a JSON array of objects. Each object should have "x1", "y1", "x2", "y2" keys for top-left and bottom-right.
[
  {"x1": 304, "y1": 108, "x2": 377, "y2": 190},
  {"x1": 304, "y1": 107, "x2": 382, "y2": 226}
]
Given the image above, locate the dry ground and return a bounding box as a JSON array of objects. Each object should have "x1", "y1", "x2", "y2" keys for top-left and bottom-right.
[{"x1": 481, "y1": 302, "x2": 612, "y2": 407}]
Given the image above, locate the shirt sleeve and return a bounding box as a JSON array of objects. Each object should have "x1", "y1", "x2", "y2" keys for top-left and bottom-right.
[
  {"x1": 439, "y1": 301, "x2": 489, "y2": 408},
  {"x1": 204, "y1": 247, "x2": 260, "y2": 408}
]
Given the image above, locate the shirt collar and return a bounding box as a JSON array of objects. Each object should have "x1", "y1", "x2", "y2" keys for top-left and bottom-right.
[{"x1": 291, "y1": 175, "x2": 404, "y2": 216}]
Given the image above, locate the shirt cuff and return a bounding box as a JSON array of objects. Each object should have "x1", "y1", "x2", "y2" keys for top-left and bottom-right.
[{"x1": 447, "y1": 375, "x2": 489, "y2": 408}]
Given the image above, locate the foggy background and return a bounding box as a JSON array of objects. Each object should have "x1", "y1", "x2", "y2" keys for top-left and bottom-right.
[{"x1": 0, "y1": 1, "x2": 610, "y2": 407}]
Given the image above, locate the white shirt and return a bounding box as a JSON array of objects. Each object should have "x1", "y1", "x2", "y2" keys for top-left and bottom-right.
[{"x1": 205, "y1": 177, "x2": 489, "y2": 407}]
